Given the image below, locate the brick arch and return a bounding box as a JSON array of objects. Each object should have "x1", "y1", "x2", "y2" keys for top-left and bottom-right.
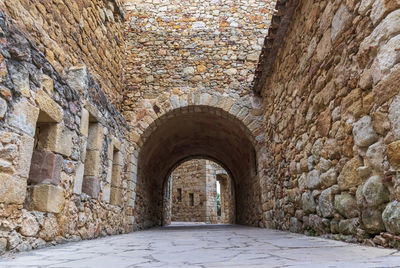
[{"x1": 133, "y1": 104, "x2": 265, "y2": 229}]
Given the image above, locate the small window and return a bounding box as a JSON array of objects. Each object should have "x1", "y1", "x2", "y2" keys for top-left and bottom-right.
[
  {"x1": 189, "y1": 193, "x2": 194, "y2": 206},
  {"x1": 177, "y1": 188, "x2": 182, "y2": 202}
]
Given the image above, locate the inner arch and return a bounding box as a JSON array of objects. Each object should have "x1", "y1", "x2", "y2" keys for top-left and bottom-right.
[{"x1": 134, "y1": 106, "x2": 262, "y2": 229}]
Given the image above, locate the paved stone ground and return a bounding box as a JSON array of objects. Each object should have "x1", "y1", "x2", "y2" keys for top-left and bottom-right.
[{"x1": 1, "y1": 223, "x2": 400, "y2": 267}]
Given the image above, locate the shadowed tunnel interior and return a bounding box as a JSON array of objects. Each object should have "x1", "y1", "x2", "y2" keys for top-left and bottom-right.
[{"x1": 134, "y1": 106, "x2": 263, "y2": 228}]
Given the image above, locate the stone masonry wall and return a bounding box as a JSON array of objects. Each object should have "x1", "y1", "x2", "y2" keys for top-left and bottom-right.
[
  {"x1": 122, "y1": 0, "x2": 275, "y2": 142},
  {"x1": 171, "y1": 160, "x2": 208, "y2": 222},
  {"x1": 0, "y1": 0, "x2": 126, "y2": 107},
  {"x1": 260, "y1": 0, "x2": 400, "y2": 247},
  {"x1": 170, "y1": 160, "x2": 232, "y2": 223},
  {"x1": 0, "y1": 11, "x2": 136, "y2": 254}
]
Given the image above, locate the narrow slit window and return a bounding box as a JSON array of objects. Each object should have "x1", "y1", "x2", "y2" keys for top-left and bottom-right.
[
  {"x1": 189, "y1": 193, "x2": 194, "y2": 206},
  {"x1": 177, "y1": 188, "x2": 182, "y2": 202}
]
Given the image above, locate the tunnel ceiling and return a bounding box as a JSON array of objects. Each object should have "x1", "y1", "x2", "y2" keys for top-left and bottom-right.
[{"x1": 138, "y1": 107, "x2": 256, "y2": 187}]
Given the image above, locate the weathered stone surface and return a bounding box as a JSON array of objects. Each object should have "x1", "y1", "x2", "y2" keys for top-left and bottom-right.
[
  {"x1": 320, "y1": 168, "x2": 337, "y2": 188},
  {"x1": 301, "y1": 192, "x2": 316, "y2": 214},
  {"x1": 0, "y1": 97, "x2": 6, "y2": 119},
  {"x1": 39, "y1": 215, "x2": 58, "y2": 242},
  {"x1": 28, "y1": 151, "x2": 63, "y2": 185},
  {"x1": 8, "y1": 99, "x2": 39, "y2": 136},
  {"x1": 389, "y1": 95, "x2": 400, "y2": 140},
  {"x1": 362, "y1": 176, "x2": 389, "y2": 208},
  {"x1": 335, "y1": 193, "x2": 359, "y2": 218},
  {"x1": 338, "y1": 218, "x2": 358, "y2": 235},
  {"x1": 31, "y1": 184, "x2": 65, "y2": 213},
  {"x1": 289, "y1": 217, "x2": 302, "y2": 233},
  {"x1": 362, "y1": 208, "x2": 385, "y2": 234},
  {"x1": 0, "y1": 174, "x2": 26, "y2": 204},
  {"x1": 66, "y1": 65, "x2": 89, "y2": 95},
  {"x1": 386, "y1": 140, "x2": 400, "y2": 168},
  {"x1": 73, "y1": 162, "x2": 84, "y2": 195},
  {"x1": 41, "y1": 74, "x2": 54, "y2": 95},
  {"x1": 80, "y1": 108, "x2": 89, "y2": 137},
  {"x1": 338, "y1": 158, "x2": 363, "y2": 190},
  {"x1": 304, "y1": 170, "x2": 321, "y2": 189},
  {"x1": 382, "y1": 201, "x2": 400, "y2": 235},
  {"x1": 82, "y1": 176, "x2": 101, "y2": 198},
  {"x1": 35, "y1": 89, "x2": 63, "y2": 123},
  {"x1": 84, "y1": 150, "x2": 101, "y2": 176},
  {"x1": 110, "y1": 187, "x2": 121, "y2": 206},
  {"x1": 331, "y1": 5, "x2": 352, "y2": 43},
  {"x1": 353, "y1": 116, "x2": 378, "y2": 147},
  {"x1": 366, "y1": 141, "x2": 385, "y2": 171},
  {"x1": 319, "y1": 188, "x2": 335, "y2": 218},
  {"x1": 87, "y1": 124, "x2": 104, "y2": 150},
  {"x1": 20, "y1": 211, "x2": 39, "y2": 237},
  {"x1": 16, "y1": 134, "x2": 34, "y2": 179},
  {"x1": 371, "y1": 0, "x2": 400, "y2": 25}
]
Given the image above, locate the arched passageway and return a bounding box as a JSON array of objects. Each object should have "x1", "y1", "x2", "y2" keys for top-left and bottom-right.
[
  {"x1": 134, "y1": 106, "x2": 263, "y2": 229},
  {"x1": 163, "y1": 159, "x2": 235, "y2": 225}
]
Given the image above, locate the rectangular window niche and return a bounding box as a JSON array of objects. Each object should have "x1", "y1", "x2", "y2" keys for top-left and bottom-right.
[
  {"x1": 81, "y1": 121, "x2": 103, "y2": 199},
  {"x1": 110, "y1": 145, "x2": 123, "y2": 206}
]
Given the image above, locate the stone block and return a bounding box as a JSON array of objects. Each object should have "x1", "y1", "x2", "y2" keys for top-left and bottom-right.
[
  {"x1": 0, "y1": 97, "x2": 6, "y2": 119},
  {"x1": 334, "y1": 193, "x2": 359, "y2": 219},
  {"x1": 113, "y1": 151, "x2": 123, "y2": 166},
  {"x1": 41, "y1": 74, "x2": 54, "y2": 95},
  {"x1": 382, "y1": 201, "x2": 400, "y2": 234},
  {"x1": 66, "y1": 65, "x2": 89, "y2": 95},
  {"x1": 111, "y1": 164, "x2": 122, "y2": 187},
  {"x1": 0, "y1": 174, "x2": 26, "y2": 204},
  {"x1": 389, "y1": 95, "x2": 400, "y2": 140},
  {"x1": 82, "y1": 176, "x2": 100, "y2": 198},
  {"x1": 87, "y1": 124, "x2": 103, "y2": 150},
  {"x1": 387, "y1": 140, "x2": 400, "y2": 169},
  {"x1": 338, "y1": 157, "x2": 363, "y2": 190},
  {"x1": 331, "y1": 4, "x2": 352, "y2": 43},
  {"x1": 110, "y1": 187, "x2": 121, "y2": 205},
  {"x1": 56, "y1": 129, "x2": 73, "y2": 157},
  {"x1": 35, "y1": 89, "x2": 63, "y2": 123},
  {"x1": 72, "y1": 162, "x2": 84, "y2": 194},
  {"x1": 16, "y1": 134, "x2": 34, "y2": 179},
  {"x1": 353, "y1": 116, "x2": 378, "y2": 147},
  {"x1": 102, "y1": 183, "x2": 110, "y2": 203},
  {"x1": 37, "y1": 123, "x2": 72, "y2": 157},
  {"x1": 31, "y1": 184, "x2": 65, "y2": 213},
  {"x1": 84, "y1": 150, "x2": 101, "y2": 176},
  {"x1": 362, "y1": 176, "x2": 389, "y2": 208},
  {"x1": 80, "y1": 108, "x2": 89, "y2": 137},
  {"x1": 28, "y1": 151, "x2": 63, "y2": 185},
  {"x1": 112, "y1": 137, "x2": 121, "y2": 151},
  {"x1": 8, "y1": 99, "x2": 39, "y2": 136}
]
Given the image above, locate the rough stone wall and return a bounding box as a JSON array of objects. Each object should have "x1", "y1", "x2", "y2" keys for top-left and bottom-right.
[
  {"x1": 205, "y1": 161, "x2": 218, "y2": 223},
  {"x1": 122, "y1": 0, "x2": 274, "y2": 140},
  {"x1": 124, "y1": 0, "x2": 275, "y2": 231},
  {"x1": 260, "y1": 0, "x2": 400, "y2": 247},
  {"x1": 169, "y1": 160, "x2": 233, "y2": 223},
  {"x1": 0, "y1": 0, "x2": 125, "y2": 106},
  {"x1": 0, "y1": 11, "x2": 135, "y2": 254},
  {"x1": 171, "y1": 160, "x2": 208, "y2": 222}
]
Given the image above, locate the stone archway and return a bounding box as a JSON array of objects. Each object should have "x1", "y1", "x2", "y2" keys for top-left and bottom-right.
[{"x1": 133, "y1": 105, "x2": 264, "y2": 229}]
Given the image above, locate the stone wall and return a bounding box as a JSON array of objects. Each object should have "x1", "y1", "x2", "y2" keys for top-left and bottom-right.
[
  {"x1": 122, "y1": 0, "x2": 274, "y2": 141},
  {"x1": 171, "y1": 160, "x2": 208, "y2": 222},
  {"x1": 124, "y1": 0, "x2": 275, "y2": 231},
  {"x1": 0, "y1": 0, "x2": 125, "y2": 106},
  {"x1": 169, "y1": 159, "x2": 233, "y2": 223},
  {"x1": 0, "y1": 11, "x2": 135, "y2": 254},
  {"x1": 259, "y1": 0, "x2": 400, "y2": 247}
]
